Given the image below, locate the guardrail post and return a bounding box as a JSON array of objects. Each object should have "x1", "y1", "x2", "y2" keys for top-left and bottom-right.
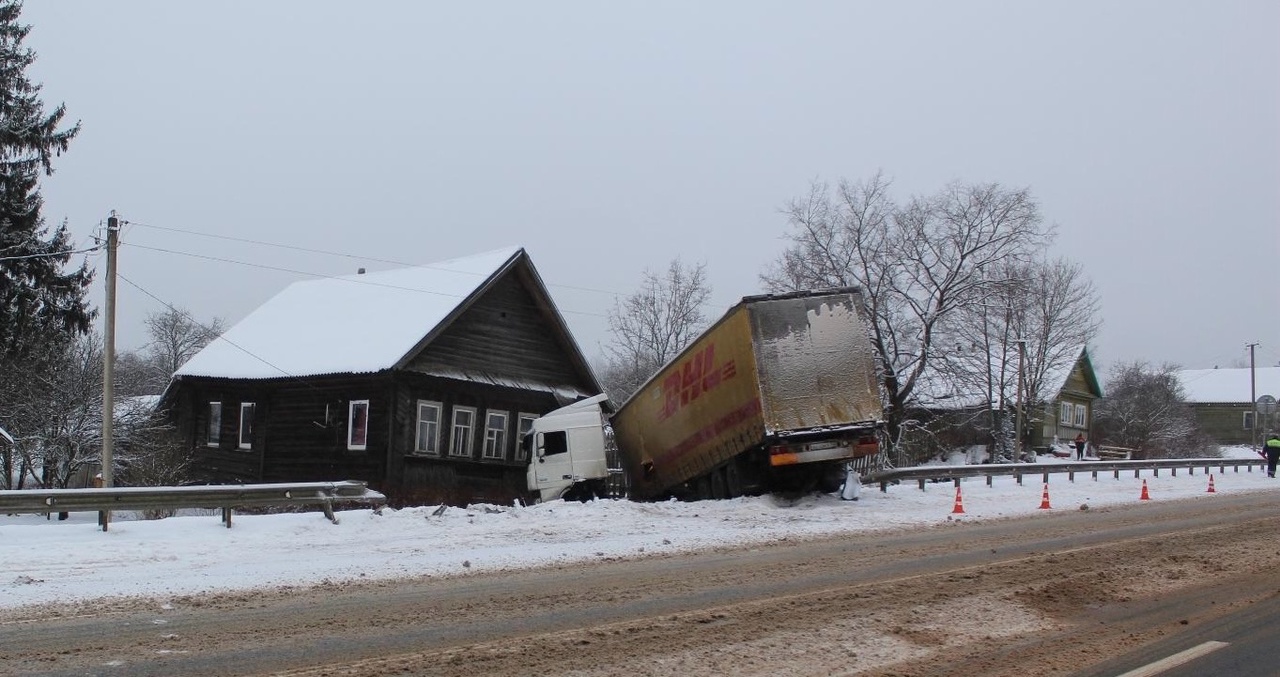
[
  {"x1": 953, "y1": 478, "x2": 960, "y2": 489},
  {"x1": 880, "y1": 480, "x2": 888, "y2": 493},
  {"x1": 1171, "y1": 467, "x2": 1177, "y2": 477},
  {"x1": 1134, "y1": 469, "x2": 1140, "y2": 479},
  {"x1": 918, "y1": 478, "x2": 926, "y2": 491},
  {"x1": 986, "y1": 474, "x2": 993, "y2": 487},
  {"x1": 1091, "y1": 470, "x2": 1098, "y2": 481},
  {"x1": 1068, "y1": 469, "x2": 1075, "y2": 483},
  {"x1": 1042, "y1": 472, "x2": 1049, "y2": 485},
  {"x1": 222, "y1": 508, "x2": 232, "y2": 528},
  {"x1": 1015, "y1": 472, "x2": 1023, "y2": 486},
  {"x1": 1114, "y1": 469, "x2": 1120, "y2": 480}
]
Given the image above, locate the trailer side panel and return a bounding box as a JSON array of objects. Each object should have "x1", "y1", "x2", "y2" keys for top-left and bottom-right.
[{"x1": 612, "y1": 306, "x2": 765, "y2": 498}]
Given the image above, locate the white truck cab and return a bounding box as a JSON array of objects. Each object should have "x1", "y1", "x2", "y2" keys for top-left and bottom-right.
[{"x1": 523, "y1": 394, "x2": 611, "y2": 502}]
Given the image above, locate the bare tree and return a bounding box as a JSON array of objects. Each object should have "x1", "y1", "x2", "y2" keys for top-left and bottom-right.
[
  {"x1": 136, "y1": 307, "x2": 225, "y2": 394},
  {"x1": 10, "y1": 334, "x2": 105, "y2": 489},
  {"x1": 763, "y1": 174, "x2": 1051, "y2": 462},
  {"x1": 115, "y1": 410, "x2": 192, "y2": 492},
  {"x1": 937, "y1": 257, "x2": 1101, "y2": 459},
  {"x1": 600, "y1": 259, "x2": 712, "y2": 403},
  {"x1": 1093, "y1": 361, "x2": 1214, "y2": 458}
]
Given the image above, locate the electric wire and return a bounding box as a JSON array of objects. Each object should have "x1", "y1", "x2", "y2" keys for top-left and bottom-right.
[
  {"x1": 125, "y1": 220, "x2": 635, "y2": 299},
  {"x1": 118, "y1": 241, "x2": 611, "y2": 320},
  {"x1": 0, "y1": 244, "x2": 101, "y2": 262},
  {"x1": 117, "y1": 273, "x2": 300, "y2": 381}
]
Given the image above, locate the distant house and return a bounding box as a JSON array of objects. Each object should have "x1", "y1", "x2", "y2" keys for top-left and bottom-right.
[
  {"x1": 160, "y1": 247, "x2": 602, "y2": 506},
  {"x1": 910, "y1": 345, "x2": 1102, "y2": 458},
  {"x1": 1177, "y1": 367, "x2": 1280, "y2": 446},
  {"x1": 1030, "y1": 346, "x2": 1103, "y2": 450}
]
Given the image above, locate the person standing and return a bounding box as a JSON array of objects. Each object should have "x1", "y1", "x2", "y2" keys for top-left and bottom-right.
[
  {"x1": 1265, "y1": 434, "x2": 1280, "y2": 478},
  {"x1": 1074, "y1": 433, "x2": 1087, "y2": 461}
]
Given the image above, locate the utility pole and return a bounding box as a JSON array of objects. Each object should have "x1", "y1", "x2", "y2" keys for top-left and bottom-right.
[
  {"x1": 1015, "y1": 338, "x2": 1026, "y2": 462},
  {"x1": 1248, "y1": 342, "x2": 1258, "y2": 455},
  {"x1": 101, "y1": 213, "x2": 119, "y2": 531}
]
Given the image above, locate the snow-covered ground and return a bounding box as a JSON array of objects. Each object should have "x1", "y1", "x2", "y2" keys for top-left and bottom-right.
[{"x1": 1, "y1": 448, "x2": 1271, "y2": 610}]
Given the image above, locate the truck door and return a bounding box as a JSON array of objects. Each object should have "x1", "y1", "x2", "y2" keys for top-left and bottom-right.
[{"x1": 532, "y1": 429, "x2": 574, "y2": 495}]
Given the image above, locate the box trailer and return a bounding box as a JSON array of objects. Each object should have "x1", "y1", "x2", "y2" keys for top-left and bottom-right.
[
  {"x1": 609, "y1": 288, "x2": 885, "y2": 500},
  {"x1": 522, "y1": 288, "x2": 884, "y2": 502}
]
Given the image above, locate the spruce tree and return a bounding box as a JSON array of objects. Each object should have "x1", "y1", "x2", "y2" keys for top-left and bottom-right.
[
  {"x1": 0, "y1": 0, "x2": 92, "y2": 361},
  {"x1": 0, "y1": 1, "x2": 92, "y2": 487}
]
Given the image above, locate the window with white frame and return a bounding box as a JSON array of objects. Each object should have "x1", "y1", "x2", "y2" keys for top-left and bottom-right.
[
  {"x1": 1074, "y1": 403, "x2": 1087, "y2": 428},
  {"x1": 450, "y1": 406, "x2": 476, "y2": 457},
  {"x1": 1060, "y1": 402, "x2": 1073, "y2": 426},
  {"x1": 238, "y1": 402, "x2": 256, "y2": 450},
  {"x1": 348, "y1": 400, "x2": 369, "y2": 451},
  {"x1": 1244, "y1": 411, "x2": 1255, "y2": 430},
  {"x1": 515, "y1": 413, "x2": 537, "y2": 462},
  {"x1": 207, "y1": 402, "x2": 222, "y2": 446},
  {"x1": 483, "y1": 410, "x2": 509, "y2": 460},
  {"x1": 415, "y1": 400, "x2": 442, "y2": 454}
]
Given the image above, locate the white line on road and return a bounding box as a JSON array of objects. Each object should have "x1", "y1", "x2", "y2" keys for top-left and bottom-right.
[{"x1": 1113, "y1": 641, "x2": 1229, "y2": 677}]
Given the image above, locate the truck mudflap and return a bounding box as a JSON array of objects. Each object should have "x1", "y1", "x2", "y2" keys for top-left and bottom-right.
[{"x1": 768, "y1": 434, "x2": 879, "y2": 467}]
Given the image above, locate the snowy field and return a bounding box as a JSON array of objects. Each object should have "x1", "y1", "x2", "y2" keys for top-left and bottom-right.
[{"x1": 1, "y1": 448, "x2": 1272, "y2": 610}]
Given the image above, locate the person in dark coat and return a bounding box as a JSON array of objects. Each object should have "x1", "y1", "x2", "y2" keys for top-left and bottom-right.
[
  {"x1": 1265, "y1": 434, "x2": 1280, "y2": 478},
  {"x1": 1074, "y1": 433, "x2": 1087, "y2": 461}
]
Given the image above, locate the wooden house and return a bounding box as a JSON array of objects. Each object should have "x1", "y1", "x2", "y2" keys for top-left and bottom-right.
[
  {"x1": 1177, "y1": 367, "x2": 1280, "y2": 445},
  {"x1": 160, "y1": 247, "x2": 602, "y2": 506},
  {"x1": 909, "y1": 345, "x2": 1102, "y2": 459},
  {"x1": 1031, "y1": 346, "x2": 1103, "y2": 449}
]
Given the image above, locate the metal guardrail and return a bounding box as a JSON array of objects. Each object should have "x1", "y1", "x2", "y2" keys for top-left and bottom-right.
[
  {"x1": 0, "y1": 480, "x2": 386, "y2": 530},
  {"x1": 868, "y1": 457, "x2": 1268, "y2": 492}
]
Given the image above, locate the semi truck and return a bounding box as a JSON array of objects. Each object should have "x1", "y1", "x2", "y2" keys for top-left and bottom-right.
[{"x1": 524, "y1": 288, "x2": 885, "y2": 502}]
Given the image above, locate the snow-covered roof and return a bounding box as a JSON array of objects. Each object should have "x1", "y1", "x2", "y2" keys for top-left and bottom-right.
[
  {"x1": 176, "y1": 247, "x2": 523, "y2": 380},
  {"x1": 1177, "y1": 367, "x2": 1280, "y2": 404}
]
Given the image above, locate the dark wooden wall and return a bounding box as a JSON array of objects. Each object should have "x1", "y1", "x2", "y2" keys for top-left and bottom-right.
[
  {"x1": 179, "y1": 375, "x2": 389, "y2": 490},
  {"x1": 1190, "y1": 403, "x2": 1261, "y2": 445},
  {"x1": 387, "y1": 372, "x2": 562, "y2": 506},
  {"x1": 176, "y1": 370, "x2": 585, "y2": 505},
  {"x1": 405, "y1": 272, "x2": 587, "y2": 392}
]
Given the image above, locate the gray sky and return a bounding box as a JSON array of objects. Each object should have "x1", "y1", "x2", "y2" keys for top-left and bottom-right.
[{"x1": 20, "y1": 1, "x2": 1280, "y2": 375}]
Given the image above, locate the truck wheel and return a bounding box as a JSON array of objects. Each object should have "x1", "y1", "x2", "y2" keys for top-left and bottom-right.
[
  {"x1": 723, "y1": 463, "x2": 743, "y2": 498},
  {"x1": 710, "y1": 469, "x2": 727, "y2": 500},
  {"x1": 694, "y1": 476, "x2": 713, "y2": 501}
]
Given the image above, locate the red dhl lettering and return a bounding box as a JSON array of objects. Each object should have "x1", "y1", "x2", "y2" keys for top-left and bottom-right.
[
  {"x1": 658, "y1": 343, "x2": 736, "y2": 421},
  {"x1": 654, "y1": 397, "x2": 763, "y2": 466}
]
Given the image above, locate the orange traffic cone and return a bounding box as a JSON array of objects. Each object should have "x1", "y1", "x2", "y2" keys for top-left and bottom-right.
[
  {"x1": 1038, "y1": 484, "x2": 1052, "y2": 509},
  {"x1": 1207, "y1": 474, "x2": 1216, "y2": 493},
  {"x1": 1139, "y1": 479, "x2": 1151, "y2": 501},
  {"x1": 951, "y1": 486, "x2": 965, "y2": 514}
]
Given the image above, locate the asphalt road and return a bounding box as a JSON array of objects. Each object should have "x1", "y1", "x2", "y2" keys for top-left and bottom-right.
[
  {"x1": 1078, "y1": 584, "x2": 1280, "y2": 677},
  {"x1": 2, "y1": 490, "x2": 1278, "y2": 676}
]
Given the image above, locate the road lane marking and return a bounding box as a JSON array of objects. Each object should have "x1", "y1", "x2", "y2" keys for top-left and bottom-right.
[{"x1": 1114, "y1": 640, "x2": 1229, "y2": 677}]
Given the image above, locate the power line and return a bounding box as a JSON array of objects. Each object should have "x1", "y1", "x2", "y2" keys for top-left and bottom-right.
[
  {"x1": 117, "y1": 273, "x2": 300, "y2": 381},
  {"x1": 0, "y1": 244, "x2": 101, "y2": 262},
  {"x1": 118, "y1": 240, "x2": 611, "y2": 320},
  {"x1": 125, "y1": 220, "x2": 633, "y2": 299}
]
